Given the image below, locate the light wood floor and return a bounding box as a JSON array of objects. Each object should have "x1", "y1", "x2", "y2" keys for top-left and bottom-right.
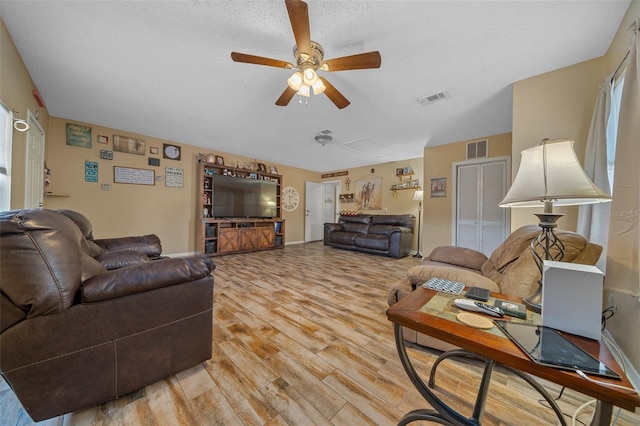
[{"x1": 2, "y1": 242, "x2": 639, "y2": 425}]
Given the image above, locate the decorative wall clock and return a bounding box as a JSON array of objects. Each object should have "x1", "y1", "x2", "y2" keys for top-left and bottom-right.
[
  {"x1": 282, "y1": 186, "x2": 299, "y2": 212},
  {"x1": 163, "y1": 143, "x2": 181, "y2": 160}
]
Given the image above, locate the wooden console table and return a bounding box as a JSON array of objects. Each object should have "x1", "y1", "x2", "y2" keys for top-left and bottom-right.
[{"x1": 386, "y1": 287, "x2": 639, "y2": 425}]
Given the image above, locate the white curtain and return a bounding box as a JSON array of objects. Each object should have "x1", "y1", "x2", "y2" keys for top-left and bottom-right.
[
  {"x1": 577, "y1": 77, "x2": 613, "y2": 272},
  {"x1": 606, "y1": 19, "x2": 640, "y2": 297}
]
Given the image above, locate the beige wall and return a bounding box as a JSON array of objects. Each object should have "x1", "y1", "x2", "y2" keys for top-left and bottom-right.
[
  {"x1": 512, "y1": 58, "x2": 602, "y2": 231},
  {"x1": 42, "y1": 117, "x2": 318, "y2": 254},
  {"x1": 1, "y1": 19, "x2": 50, "y2": 209},
  {"x1": 512, "y1": 0, "x2": 640, "y2": 375},
  {"x1": 422, "y1": 133, "x2": 512, "y2": 254},
  {"x1": 602, "y1": 0, "x2": 640, "y2": 377}
]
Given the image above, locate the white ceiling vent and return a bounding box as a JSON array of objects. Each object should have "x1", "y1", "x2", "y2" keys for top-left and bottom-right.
[
  {"x1": 341, "y1": 137, "x2": 395, "y2": 158},
  {"x1": 417, "y1": 91, "x2": 450, "y2": 105}
]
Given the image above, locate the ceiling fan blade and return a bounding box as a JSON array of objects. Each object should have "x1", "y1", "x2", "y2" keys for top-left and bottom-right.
[
  {"x1": 231, "y1": 52, "x2": 293, "y2": 69},
  {"x1": 320, "y1": 77, "x2": 350, "y2": 109},
  {"x1": 322, "y1": 51, "x2": 382, "y2": 71},
  {"x1": 285, "y1": 0, "x2": 312, "y2": 58},
  {"x1": 275, "y1": 86, "x2": 297, "y2": 106}
]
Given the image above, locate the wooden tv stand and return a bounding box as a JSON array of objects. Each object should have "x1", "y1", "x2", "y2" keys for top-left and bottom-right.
[{"x1": 199, "y1": 218, "x2": 285, "y2": 256}]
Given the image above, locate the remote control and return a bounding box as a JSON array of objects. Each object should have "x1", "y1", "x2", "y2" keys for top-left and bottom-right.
[{"x1": 454, "y1": 299, "x2": 504, "y2": 318}]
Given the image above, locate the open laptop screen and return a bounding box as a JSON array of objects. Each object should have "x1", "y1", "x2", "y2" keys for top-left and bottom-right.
[{"x1": 494, "y1": 321, "x2": 620, "y2": 379}]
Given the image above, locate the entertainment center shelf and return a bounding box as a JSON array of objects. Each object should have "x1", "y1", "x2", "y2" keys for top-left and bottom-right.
[
  {"x1": 200, "y1": 218, "x2": 285, "y2": 256},
  {"x1": 196, "y1": 162, "x2": 284, "y2": 256}
]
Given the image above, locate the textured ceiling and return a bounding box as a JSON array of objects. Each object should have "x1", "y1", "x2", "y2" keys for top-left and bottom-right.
[{"x1": 0, "y1": 1, "x2": 630, "y2": 172}]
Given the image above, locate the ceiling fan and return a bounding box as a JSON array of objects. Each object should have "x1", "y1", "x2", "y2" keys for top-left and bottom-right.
[{"x1": 231, "y1": 0, "x2": 381, "y2": 109}]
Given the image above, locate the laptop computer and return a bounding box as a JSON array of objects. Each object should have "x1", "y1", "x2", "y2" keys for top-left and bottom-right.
[{"x1": 494, "y1": 320, "x2": 620, "y2": 379}]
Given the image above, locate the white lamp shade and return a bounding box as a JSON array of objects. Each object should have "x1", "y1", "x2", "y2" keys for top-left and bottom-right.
[
  {"x1": 413, "y1": 189, "x2": 424, "y2": 201},
  {"x1": 500, "y1": 139, "x2": 611, "y2": 208}
]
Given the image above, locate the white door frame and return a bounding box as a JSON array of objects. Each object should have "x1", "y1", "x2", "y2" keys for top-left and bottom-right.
[
  {"x1": 304, "y1": 180, "x2": 342, "y2": 241},
  {"x1": 451, "y1": 156, "x2": 510, "y2": 251},
  {"x1": 24, "y1": 110, "x2": 45, "y2": 209},
  {"x1": 305, "y1": 181, "x2": 324, "y2": 242}
]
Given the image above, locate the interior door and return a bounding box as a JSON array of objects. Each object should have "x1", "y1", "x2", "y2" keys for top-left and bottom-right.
[
  {"x1": 24, "y1": 110, "x2": 45, "y2": 209},
  {"x1": 304, "y1": 181, "x2": 323, "y2": 242},
  {"x1": 454, "y1": 157, "x2": 509, "y2": 256}
]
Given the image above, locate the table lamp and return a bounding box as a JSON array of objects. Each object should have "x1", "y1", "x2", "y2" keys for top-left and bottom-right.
[
  {"x1": 499, "y1": 138, "x2": 611, "y2": 312},
  {"x1": 413, "y1": 189, "x2": 424, "y2": 258}
]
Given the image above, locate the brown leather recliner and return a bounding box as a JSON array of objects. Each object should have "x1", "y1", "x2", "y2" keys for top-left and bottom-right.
[
  {"x1": 388, "y1": 225, "x2": 603, "y2": 351},
  {"x1": 0, "y1": 209, "x2": 215, "y2": 421},
  {"x1": 56, "y1": 209, "x2": 163, "y2": 267}
]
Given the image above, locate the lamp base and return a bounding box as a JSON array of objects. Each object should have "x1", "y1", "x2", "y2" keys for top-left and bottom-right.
[
  {"x1": 526, "y1": 212, "x2": 565, "y2": 315},
  {"x1": 523, "y1": 283, "x2": 542, "y2": 314},
  {"x1": 412, "y1": 252, "x2": 422, "y2": 258}
]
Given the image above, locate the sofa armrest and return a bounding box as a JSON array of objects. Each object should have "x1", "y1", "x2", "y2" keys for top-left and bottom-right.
[
  {"x1": 81, "y1": 255, "x2": 215, "y2": 303},
  {"x1": 93, "y1": 234, "x2": 162, "y2": 258},
  {"x1": 94, "y1": 250, "x2": 149, "y2": 270},
  {"x1": 427, "y1": 246, "x2": 487, "y2": 271},
  {"x1": 407, "y1": 264, "x2": 500, "y2": 292},
  {"x1": 324, "y1": 223, "x2": 343, "y2": 232}
]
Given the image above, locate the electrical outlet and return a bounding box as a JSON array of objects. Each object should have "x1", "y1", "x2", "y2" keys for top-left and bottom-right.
[{"x1": 608, "y1": 293, "x2": 614, "y2": 308}]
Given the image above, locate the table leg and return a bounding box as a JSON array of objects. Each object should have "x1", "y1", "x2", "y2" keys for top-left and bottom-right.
[
  {"x1": 394, "y1": 324, "x2": 480, "y2": 425},
  {"x1": 428, "y1": 350, "x2": 567, "y2": 425},
  {"x1": 590, "y1": 401, "x2": 613, "y2": 426}
]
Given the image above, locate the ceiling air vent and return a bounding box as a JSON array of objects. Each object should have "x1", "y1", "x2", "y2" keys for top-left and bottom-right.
[
  {"x1": 466, "y1": 139, "x2": 488, "y2": 160},
  {"x1": 417, "y1": 91, "x2": 449, "y2": 105}
]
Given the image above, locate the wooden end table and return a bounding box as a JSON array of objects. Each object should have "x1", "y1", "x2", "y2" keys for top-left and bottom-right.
[{"x1": 386, "y1": 287, "x2": 640, "y2": 425}]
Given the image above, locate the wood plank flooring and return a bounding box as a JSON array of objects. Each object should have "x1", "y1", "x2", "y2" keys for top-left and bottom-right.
[{"x1": 2, "y1": 242, "x2": 639, "y2": 425}]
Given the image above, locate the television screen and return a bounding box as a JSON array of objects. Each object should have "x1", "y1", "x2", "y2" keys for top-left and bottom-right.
[{"x1": 211, "y1": 174, "x2": 278, "y2": 218}]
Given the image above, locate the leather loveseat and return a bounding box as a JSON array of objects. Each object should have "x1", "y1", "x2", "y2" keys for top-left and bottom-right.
[
  {"x1": 324, "y1": 214, "x2": 416, "y2": 258},
  {"x1": 0, "y1": 209, "x2": 216, "y2": 421}
]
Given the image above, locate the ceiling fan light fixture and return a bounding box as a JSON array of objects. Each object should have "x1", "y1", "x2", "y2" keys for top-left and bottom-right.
[
  {"x1": 287, "y1": 71, "x2": 303, "y2": 91},
  {"x1": 302, "y1": 67, "x2": 318, "y2": 85},
  {"x1": 299, "y1": 84, "x2": 311, "y2": 97},
  {"x1": 312, "y1": 79, "x2": 325, "y2": 95}
]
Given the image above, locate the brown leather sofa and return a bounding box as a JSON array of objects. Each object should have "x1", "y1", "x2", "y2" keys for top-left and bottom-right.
[
  {"x1": 0, "y1": 209, "x2": 215, "y2": 421},
  {"x1": 324, "y1": 214, "x2": 416, "y2": 258},
  {"x1": 388, "y1": 225, "x2": 602, "y2": 351}
]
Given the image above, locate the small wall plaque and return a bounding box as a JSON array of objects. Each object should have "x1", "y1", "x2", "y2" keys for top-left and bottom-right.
[
  {"x1": 148, "y1": 157, "x2": 160, "y2": 166},
  {"x1": 85, "y1": 161, "x2": 98, "y2": 182},
  {"x1": 100, "y1": 150, "x2": 113, "y2": 160}
]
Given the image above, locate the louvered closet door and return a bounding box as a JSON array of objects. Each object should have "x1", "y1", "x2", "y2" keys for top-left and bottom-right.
[{"x1": 455, "y1": 159, "x2": 508, "y2": 256}]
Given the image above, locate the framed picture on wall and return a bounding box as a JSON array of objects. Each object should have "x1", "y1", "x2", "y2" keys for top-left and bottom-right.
[{"x1": 430, "y1": 177, "x2": 446, "y2": 197}]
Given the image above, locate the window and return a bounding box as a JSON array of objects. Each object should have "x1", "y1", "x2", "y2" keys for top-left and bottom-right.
[
  {"x1": 606, "y1": 75, "x2": 624, "y2": 193},
  {"x1": 0, "y1": 101, "x2": 12, "y2": 211}
]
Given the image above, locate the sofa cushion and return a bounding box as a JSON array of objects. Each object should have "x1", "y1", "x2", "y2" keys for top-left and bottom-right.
[
  {"x1": 368, "y1": 224, "x2": 397, "y2": 235},
  {"x1": 371, "y1": 214, "x2": 415, "y2": 229},
  {"x1": 355, "y1": 234, "x2": 390, "y2": 251},
  {"x1": 427, "y1": 246, "x2": 487, "y2": 271},
  {"x1": 81, "y1": 254, "x2": 108, "y2": 281},
  {"x1": 339, "y1": 215, "x2": 372, "y2": 224},
  {"x1": 329, "y1": 231, "x2": 359, "y2": 245},
  {"x1": 342, "y1": 223, "x2": 369, "y2": 233},
  {"x1": 0, "y1": 209, "x2": 83, "y2": 317},
  {"x1": 488, "y1": 225, "x2": 540, "y2": 271},
  {"x1": 56, "y1": 209, "x2": 94, "y2": 240}
]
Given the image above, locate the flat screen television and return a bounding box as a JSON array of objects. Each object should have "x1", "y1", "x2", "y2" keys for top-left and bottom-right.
[{"x1": 211, "y1": 174, "x2": 278, "y2": 218}]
